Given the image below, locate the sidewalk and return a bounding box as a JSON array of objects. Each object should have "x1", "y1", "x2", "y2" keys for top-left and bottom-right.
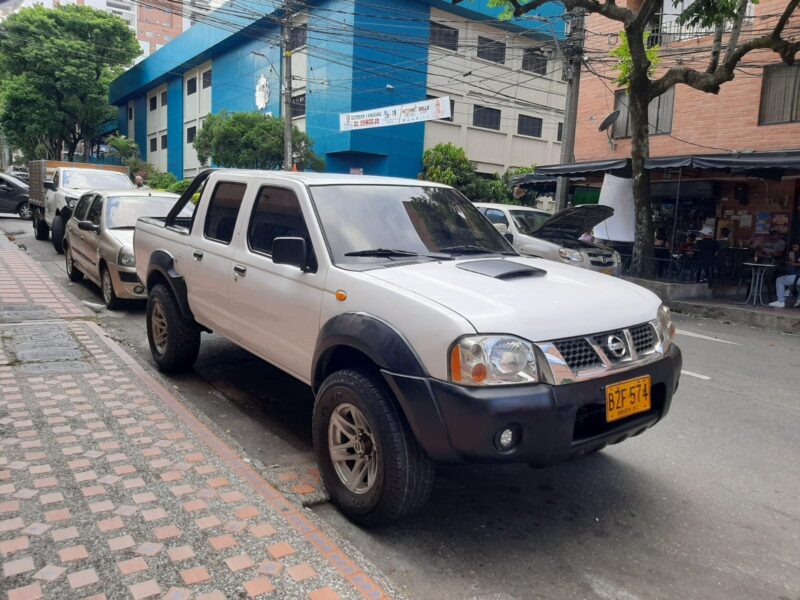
[{"x1": 0, "y1": 237, "x2": 393, "y2": 599}]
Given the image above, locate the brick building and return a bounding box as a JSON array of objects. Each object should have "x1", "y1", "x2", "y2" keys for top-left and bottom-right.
[{"x1": 562, "y1": 0, "x2": 800, "y2": 251}]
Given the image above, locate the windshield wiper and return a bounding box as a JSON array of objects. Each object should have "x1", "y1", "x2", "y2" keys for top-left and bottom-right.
[
  {"x1": 439, "y1": 244, "x2": 515, "y2": 255},
  {"x1": 344, "y1": 248, "x2": 451, "y2": 260}
]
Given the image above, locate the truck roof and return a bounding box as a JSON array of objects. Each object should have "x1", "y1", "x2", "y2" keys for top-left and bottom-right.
[{"x1": 209, "y1": 170, "x2": 449, "y2": 188}]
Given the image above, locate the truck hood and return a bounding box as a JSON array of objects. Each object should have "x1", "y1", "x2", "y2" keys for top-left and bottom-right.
[
  {"x1": 534, "y1": 205, "x2": 614, "y2": 240},
  {"x1": 365, "y1": 256, "x2": 659, "y2": 341}
]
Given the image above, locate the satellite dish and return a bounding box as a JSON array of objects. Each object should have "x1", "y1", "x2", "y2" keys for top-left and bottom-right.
[{"x1": 599, "y1": 110, "x2": 620, "y2": 132}]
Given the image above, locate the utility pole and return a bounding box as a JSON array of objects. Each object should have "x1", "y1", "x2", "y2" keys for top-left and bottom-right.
[
  {"x1": 282, "y1": 4, "x2": 293, "y2": 171},
  {"x1": 554, "y1": 9, "x2": 585, "y2": 211}
]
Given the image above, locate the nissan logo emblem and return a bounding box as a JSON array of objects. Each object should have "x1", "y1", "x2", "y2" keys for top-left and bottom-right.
[{"x1": 605, "y1": 335, "x2": 627, "y2": 358}]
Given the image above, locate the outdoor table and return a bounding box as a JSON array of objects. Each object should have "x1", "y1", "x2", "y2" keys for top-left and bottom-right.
[{"x1": 739, "y1": 262, "x2": 776, "y2": 306}]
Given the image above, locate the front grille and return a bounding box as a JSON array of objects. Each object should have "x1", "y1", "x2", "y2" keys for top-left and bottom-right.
[
  {"x1": 630, "y1": 323, "x2": 656, "y2": 354},
  {"x1": 586, "y1": 251, "x2": 615, "y2": 267},
  {"x1": 553, "y1": 338, "x2": 601, "y2": 371}
]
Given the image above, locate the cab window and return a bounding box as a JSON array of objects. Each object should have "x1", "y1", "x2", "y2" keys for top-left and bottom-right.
[
  {"x1": 73, "y1": 194, "x2": 94, "y2": 221},
  {"x1": 248, "y1": 186, "x2": 316, "y2": 271},
  {"x1": 203, "y1": 181, "x2": 247, "y2": 244}
]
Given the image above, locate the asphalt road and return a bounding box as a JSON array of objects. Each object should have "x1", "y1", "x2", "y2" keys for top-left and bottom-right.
[{"x1": 3, "y1": 214, "x2": 799, "y2": 600}]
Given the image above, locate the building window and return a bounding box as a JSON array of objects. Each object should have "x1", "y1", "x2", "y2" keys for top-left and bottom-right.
[
  {"x1": 517, "y1": 114, "x2": 543, "y2": 137},
  {"x1": 291, "y1": 94, "x2": 306, "y2": 118},
  {"x1": 289, "y1": 23, "x2": 307, "y2": 51},
  {"x1": 522, "y1": 49, "x2": 548, "y2": 75},
  {"x1": 613, "y1": 87, "x2": 674, "y2": 138},
  {"x1": 473, "y1": 105, "x2": 501, "y2": 130},
  {"x1": 426, "y1": 96, "x2": 454, "y2": 122},
  {"x1": 430, "y1": 22, "x2": 458, "y2": 51},
  {"x1": 160, "y1": 134, "x2": 167, "y2": 149},
  {"x1": 759, "y1": 64, "x2": 800, "y2": 125},
  {"x1": 128, "y1": 107, "x2": 133, "y2": 120},
  {"x1": 149, "y1": 138, "x2": 157, "y2": 152},
  {"x1": 187, "y1": 126, "x2": 197, "y2": 144},
  {"x1": 202, "y1": 69, "x2": 212, "y2": 89},
  {"x1": 149, "y1": 96, "x2": 157, "y2": 111},
  {"x1": 557, "y1": 121, "x2": 563, "y2": 142},
  {"x1": 186, "y1": 77, "x2": 197, "y2": 96},
  {"x1": 161, "y1": 90, "x2": 167, "y2": 106},
  {"x1": 477, "y1": 36, "x2": 505, "y2": 64}
]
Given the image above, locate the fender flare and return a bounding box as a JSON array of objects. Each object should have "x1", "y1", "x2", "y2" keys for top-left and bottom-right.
[
  {"x1": 312, "y1": 312, "x2": 427, "y2": 392},
  {"x1": 146, "y1": 250, "x2": 193, "y2": 320}
]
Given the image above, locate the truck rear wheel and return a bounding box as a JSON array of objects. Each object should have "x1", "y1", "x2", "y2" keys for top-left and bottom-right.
[
  {"x1": 33, "y1": 209, "x2": 49, "y2": 240},
  {"x1": 313, "y1": 369, "x2": 435, "y2": 526},
  {"x1": 146, "y1": 284, "x2": 200, "y2": 372},
  {"x1": 51, "y1": 214, "x2": 65, "y2": 254}
]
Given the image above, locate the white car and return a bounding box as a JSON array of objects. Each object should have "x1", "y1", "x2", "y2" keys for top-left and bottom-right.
[
  {"x1": 134, "y1": 170, "x2": 681, "y2": 525},
  {"x1": 474, "y1": 202, "x2": 622, "y2": 276}
]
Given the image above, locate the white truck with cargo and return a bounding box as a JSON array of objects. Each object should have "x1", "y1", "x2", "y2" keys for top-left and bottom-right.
[
  {"x1": 133, "y1": 169, "x2": 682, "y2": 525},
  {"x1": 27, "y1": 161, "x2": 134, "y2": 253}
]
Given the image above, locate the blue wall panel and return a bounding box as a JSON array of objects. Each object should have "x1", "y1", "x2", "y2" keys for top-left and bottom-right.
[
  {"x1": 167, "y1": 77, "x2": 184, "y2": 178},
  {"x1": 212, "y1": 33, "x2": 282, "y2": 117},
  {"x1": 134, "y1": 96, "x2": 148, "y2": 161}
]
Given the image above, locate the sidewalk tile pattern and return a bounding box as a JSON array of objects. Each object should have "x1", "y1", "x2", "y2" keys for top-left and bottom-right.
[{"x1": 0, "y1": 239, "x2": 392, "y2": 599}]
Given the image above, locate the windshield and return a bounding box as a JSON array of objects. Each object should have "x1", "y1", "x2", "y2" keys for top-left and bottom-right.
[
  {"x1": 62, "y1": 170, "x2": 134, "y2": 190},
  {"x1": 310, "y1": 185, "x2": 514, "y2": 265},
  {"x1": 1, "y1": 174, "x2": 27, "y2": 189},
  {"x1": 510, "y1": 209, "x2": 549, "y2": 235},
  {"x1": 105, "y1": 195, "x2": 190, "y2": 229}
]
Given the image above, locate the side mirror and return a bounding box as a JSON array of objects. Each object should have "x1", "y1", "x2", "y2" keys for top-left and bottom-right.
[
  {"x1": 504, "y1": 232, "x2": 514, "y2": 244},
  {"x1": 493, "y1": 222, "x2": 509, "y2": 234},
  {"x1": 78, "y1": 221, "x2": 99, "y2": 233},
  {"x1": 272, "y1": 237, "x2": 308, "y2": 271},
  {"x1": 44, "y1": 181, "x2": 56, "y2": 191}
]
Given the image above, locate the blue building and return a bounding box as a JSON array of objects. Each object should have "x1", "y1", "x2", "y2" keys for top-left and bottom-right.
[{"x1": 109, "y1": 0, "x2": 566, "y2": 180}]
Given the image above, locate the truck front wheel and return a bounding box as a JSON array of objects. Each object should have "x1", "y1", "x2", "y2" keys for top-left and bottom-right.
[
  {"x1": 51, "y1": 214, "x2": 65, "y2": 254},
  {"x1": 313, "y1": 369, "x2": 435, "y2": 526},
  {"x1": 146, "y1": 284, "x2": 200, "y2": 372},
  {"x1": 33, "y1": 209, "x2": 49, "y2": 240}
]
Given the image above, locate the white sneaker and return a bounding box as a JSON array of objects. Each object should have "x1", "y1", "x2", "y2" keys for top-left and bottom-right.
[
  {"x1": 768, "y1": 300, "x2": 785, "y2": 308},
  {"x1": 794, "y1": 299, "x2": 800, "y2": 308}
]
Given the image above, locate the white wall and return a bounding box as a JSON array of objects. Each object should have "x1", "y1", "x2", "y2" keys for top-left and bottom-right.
[
  {"x1": 424, "y1": 7, "x2": 566, "y2": 175},
  {"x1": 183, "y1": 61, "x2": 212, "y2": 177},
  {"x1": 146, "y1": 84, "x2": 168, "y2": 173}
]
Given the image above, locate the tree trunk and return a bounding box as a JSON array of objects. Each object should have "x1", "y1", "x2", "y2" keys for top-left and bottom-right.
[
  {"x1": 66, "y1": 140, "x2": 79, "y2": 162},
  {"x1": 628, "y1": 80, "x2": 655, "y2": 278}
]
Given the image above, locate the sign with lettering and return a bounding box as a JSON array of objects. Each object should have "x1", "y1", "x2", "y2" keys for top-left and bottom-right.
[{"x1": 340, "y1": 97, "x2": 451, "y2": 131}]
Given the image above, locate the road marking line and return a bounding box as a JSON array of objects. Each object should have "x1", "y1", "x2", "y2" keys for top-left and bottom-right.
[
  {"x1": 681, "y1": 370, "x2": 711, "y2": 381},
  {"x1": 676, "y1": 329, "x2": 741, "y2": 346}
]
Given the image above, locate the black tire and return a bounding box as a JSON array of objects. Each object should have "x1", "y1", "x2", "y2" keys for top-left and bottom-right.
[
  {"x1": 146, "y1": 284, "x2": 200, "y2": 372},
  {"x1": 65, "y1": 245, "x2": 84, "y2": 282},
  {"x1": 17, "y1": 202, "x2": 32, "y2": 220},
  {"x1": 313, "y1": 369, "x2": 435, "y2": 526},
  {"x1": 101, "y1": 267, "x2": 120, "y2": 310},
  {"x1": 33, "y1": 209, "x2": 49, "y2": 240},
  {"x1": 51, "y1": 214, "x2": 65, "y2": 254}
]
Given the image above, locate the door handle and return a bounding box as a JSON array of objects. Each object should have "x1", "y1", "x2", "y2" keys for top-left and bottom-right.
[
  {"x1": 192, "y1": 250, "x2": 204, "y2": 261},
  {"x1": 233, "y1": 264, "x2": 247, "y2": 277}
]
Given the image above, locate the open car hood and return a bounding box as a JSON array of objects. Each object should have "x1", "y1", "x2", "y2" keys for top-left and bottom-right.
[{"x1": 534, "y1": 205, "x2": 614, "y2": 239}]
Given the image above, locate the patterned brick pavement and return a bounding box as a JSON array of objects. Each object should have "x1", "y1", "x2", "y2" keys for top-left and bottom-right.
[{"x1": 0, "y1": 240, "x2": 392, "y2": 599}]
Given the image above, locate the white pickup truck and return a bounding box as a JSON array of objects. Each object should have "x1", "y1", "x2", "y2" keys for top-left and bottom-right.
[{"x1": 134, "y1": 169, "x2": 682, "y2": 525}]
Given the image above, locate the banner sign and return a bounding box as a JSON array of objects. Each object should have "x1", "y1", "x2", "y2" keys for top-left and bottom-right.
[{"x1": 340, "y1": 97, "x2": 451, "y2": 131}]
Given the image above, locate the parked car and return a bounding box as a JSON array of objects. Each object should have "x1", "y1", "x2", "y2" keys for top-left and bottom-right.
[
  {"x1": 134, "y1": 169, "x2": 681, "y2": 525},
  {"x1": 475, "y1": 202, "x2": 622, "y2": 276},
  {"x1": 0, "y1": 173, "x2": 32, "y2": 219},
  {"x1": 28, "y1": 162, "x2": 134, "y2": 253},
  {"x1": 64, "y1": 190, "x2": 186, "y2": 309}
]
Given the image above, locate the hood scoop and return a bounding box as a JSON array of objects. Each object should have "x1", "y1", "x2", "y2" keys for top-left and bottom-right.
[{"x1": 457, "y1": 259, "x2": 546, "y2": 280}]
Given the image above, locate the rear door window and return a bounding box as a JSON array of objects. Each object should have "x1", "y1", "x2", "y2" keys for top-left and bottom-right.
[{"x1": 203, "y1": 181, "x2": 247, "y2": 245}]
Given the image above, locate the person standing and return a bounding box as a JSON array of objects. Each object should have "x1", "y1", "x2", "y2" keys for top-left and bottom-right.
[
  {"x1": 769, "y1": 243, "x2": 800, "y2": 308},
  {"x1": 134, "y1": 175, "x2": 149, "y2": 189}
]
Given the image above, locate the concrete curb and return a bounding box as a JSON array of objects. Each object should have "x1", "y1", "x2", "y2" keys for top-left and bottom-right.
[{"x1": 669, "y1": 300, "x2": 800, "y2": 335}]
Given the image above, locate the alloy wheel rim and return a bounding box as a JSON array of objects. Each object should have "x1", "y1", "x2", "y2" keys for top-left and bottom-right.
[
  {"x1": 19, "y1": 204, "x2": 31, "y2": 219},
  {"x1": 102, "y1": 272, "x2": 113, "y2": 304},
  {"x1": 328, "y1": 402, "x2": 379, "y2": 494},
  {"x1": 151, "y1": 301, "x2": 169, "y2": 355},
  {"x1": 65, "y1": 250, "x2": 73, "y2": 275}
]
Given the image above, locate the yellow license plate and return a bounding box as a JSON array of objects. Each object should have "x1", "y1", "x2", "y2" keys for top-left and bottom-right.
[
  {"x1": 605, "y1": 376, "x2": 651, "y2": 422},
  {"x1": 601, "y1": 267, "x2": 615, "y2": 276}
]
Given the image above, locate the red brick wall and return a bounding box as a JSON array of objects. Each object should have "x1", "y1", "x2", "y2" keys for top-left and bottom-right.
[{"x1": 575, "y1": 0, "x2": 800, "y2": 161}]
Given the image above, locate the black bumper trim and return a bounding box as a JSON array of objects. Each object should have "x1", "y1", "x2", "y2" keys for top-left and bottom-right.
[{"x1": 382, "y1": 344, "x2": 682, "y2": 466}]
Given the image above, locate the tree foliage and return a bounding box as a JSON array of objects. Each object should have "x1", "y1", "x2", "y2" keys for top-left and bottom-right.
[
  {"x1": 610, "y1": 32, "x2": 661, "y2": 87},
  {"x1": 193, "y1": 111, "x2": 325, "y2": 171},
  {"x1": 0, "y1": 5, "x2": 140, "y2": 161}
]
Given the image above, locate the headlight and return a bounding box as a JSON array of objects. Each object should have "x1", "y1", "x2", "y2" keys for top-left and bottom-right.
[
  {"x1": 450, "y1": 335, "x2": 538, "y2": 386},
  {"x1": 656, "y1": 304, "x2": 676, "y2": 347},
  {"x1": 558, "y1": 248, "x2": 583, "y2": 262},
  {"x1": 65, "y1": 196, "x2": 78, "y2": 208},
  {"x1": 117, "y1": 247, "x2": 136, "y2": 267}
]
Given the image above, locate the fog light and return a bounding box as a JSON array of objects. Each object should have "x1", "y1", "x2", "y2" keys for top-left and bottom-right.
[
  {"x1": 495, "y1": 425, "x2": 520, "y2": 452},
  {"x1": 134, "y1": 286, "x2": 144, "y2": 294}
]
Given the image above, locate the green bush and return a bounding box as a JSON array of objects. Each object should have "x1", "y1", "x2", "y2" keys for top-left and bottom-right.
[
  {"x1": 167, "y1": 178, "x2": 192, "y2": 195},
  {"x1": 147, "y1": 171, "x2": 178, "y2": 190}
]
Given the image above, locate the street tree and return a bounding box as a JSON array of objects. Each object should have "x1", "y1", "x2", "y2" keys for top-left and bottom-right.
[
  {"x1": 488, "y1": 0, "x2": 800, "y2": 274},
  {"x1": 193, "y1": 111, "x2": 325, "y2": 171},
  {"x1": 0, "y1": 5, "x2": 140, "y2": 161}
]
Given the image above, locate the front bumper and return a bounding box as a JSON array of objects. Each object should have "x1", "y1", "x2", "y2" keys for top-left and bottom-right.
[
  {"x1": 108, "y1": 264, "x2": 146, "y2": 300},
  {"x1": 383, "y1": 344, "x2": 681, "y2": 466}
]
